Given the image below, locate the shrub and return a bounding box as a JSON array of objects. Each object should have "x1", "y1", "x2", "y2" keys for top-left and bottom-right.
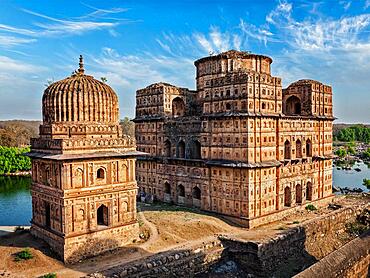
[
  {"x1": 292, "y1": 220, "x2": 300, "y2": 224},
  {"x1": 42, "y1": 273, "x2": 57, "y2": 278},
  {"x1": 335, "y1": 148, "x2": 346, "y2": 158},
  {"x1": 363, "y1": 178, "x2": 370, "y2": 189},
  {"x1": 305, "y1": 204, "x2": 317, "y2": 211},
  {"x1": 14, "y1": 248, "x2": 33, "y2": 261},
  {"x1": 346, "y1": 222, "x2": 368, "y2": 237}
]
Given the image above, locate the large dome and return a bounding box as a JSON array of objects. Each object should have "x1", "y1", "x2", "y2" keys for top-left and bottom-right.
[{"x1": 42, "y1": 56, "x2": 119, "y2": 124}]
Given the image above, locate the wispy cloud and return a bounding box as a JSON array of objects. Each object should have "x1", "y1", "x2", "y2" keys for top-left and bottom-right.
[
  {"x1": 0, "y1": 5, "x2": 130, "y2": 47},
  {"x1": 365, "y1": 0, "x2": 370, "y2": 9},
  {"x1": 0, "y1": 35, "x2": 36, "y2": 47}
]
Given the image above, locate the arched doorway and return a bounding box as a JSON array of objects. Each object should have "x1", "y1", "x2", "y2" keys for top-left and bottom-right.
[
  {"x1": 97, "y1": 204, "x2": 108, "y2": 226},
  {"x1": 284, "y1": 140, "x2": 291, "y2": 159},
  {"x1": 164, "y1": 182, "x2": 171, "y2": 203},
  {"x1": 306, "y1": 139, "x2": 312, "y2": 157},
  {"x1": 164, "y1": 140, "x2": 171, "y2": 157},
  {"x1": 284, "y1": 187, "x2": 291, "y2": 207},
  {"x1": 177, "y1": 184, "x2": 185, "y2": 204},
  {"x1": 306, "y1": 182, "x2": 313, "y2": 201},
  {"x1": 172, "y1": 97, "x2": 185, "y2": 117},
  {"x1": 191, "y1": 140, "x2": 201, "y2": 159},
  {"x1": 177, "y1": 141, "x2": 185, "y2": 158},
  {"x1": 192, "y1": 186, "x2": 201, "y2": 207},
  {"x1": 296, "y1": 140, "x2": 302, "y2": 158},
  {"x1": 286, "y1": 96, "x2": 301, "y2": 115},
  {"x1": 296, "y1": 184, "x2": 302, "y2": 204}
]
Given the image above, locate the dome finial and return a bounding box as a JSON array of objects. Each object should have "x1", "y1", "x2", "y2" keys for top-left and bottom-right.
[{"x1": 78, "y1": 55, "x2": 84, "y2": 74}]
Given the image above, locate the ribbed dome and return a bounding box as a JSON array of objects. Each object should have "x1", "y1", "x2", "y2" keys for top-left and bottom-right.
[{"x1": 42, "y1": 56, "x2": 119, "y2": 124}]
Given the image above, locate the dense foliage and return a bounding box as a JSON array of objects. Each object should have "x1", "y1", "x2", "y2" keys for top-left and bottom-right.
[
  {"x1": 0, "y1": 146, "x2": 31, "y2": 175},
  {"x1": 335, "y1": 125, "x2": 370, "y2": 143}
]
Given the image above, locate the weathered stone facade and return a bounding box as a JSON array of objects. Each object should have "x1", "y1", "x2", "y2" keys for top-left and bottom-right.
[
  {"x1": 28, "y1": 56, "x2": 141, "y2": 263},
  {"x1": 135, "y1": 50, "x2": 334, "y2": 228}
]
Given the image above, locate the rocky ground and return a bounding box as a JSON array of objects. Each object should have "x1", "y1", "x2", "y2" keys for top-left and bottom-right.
[{"x1": 0, "y1": 195, "x2": 368, "y2": 278}]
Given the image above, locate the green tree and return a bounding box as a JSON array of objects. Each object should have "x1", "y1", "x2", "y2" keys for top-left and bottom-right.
[
  {"x1": 0, "y1": 146, "x2": 31, "y2": 175},
  {"x1": 120, "y1": 117, "x2": 135, "y2": 137}
]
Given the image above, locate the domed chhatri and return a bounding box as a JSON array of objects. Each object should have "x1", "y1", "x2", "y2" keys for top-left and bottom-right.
[
  {"x1": 28, "y1": 56, "x2": 141, "y2": 263},
  {"x1": 42, "y1": 55, "x2": 119, "y2": 125}
]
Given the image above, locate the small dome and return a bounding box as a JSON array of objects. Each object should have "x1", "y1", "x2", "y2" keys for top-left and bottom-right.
[{"x1": 42, "y1": 55, "x2": 119, "y2": 124}]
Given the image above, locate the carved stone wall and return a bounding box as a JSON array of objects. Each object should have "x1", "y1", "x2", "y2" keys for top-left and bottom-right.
[
  {"x1": 30, "y1": 56, "x2": 140, "y2": 263},
  {"x1": 135, "y1": 50, "x2": 334, "y2": 228}
]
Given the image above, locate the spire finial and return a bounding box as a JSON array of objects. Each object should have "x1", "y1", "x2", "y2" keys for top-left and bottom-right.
[{"x1": 78, "y1": 55, "x2": 84, "y2": 74}]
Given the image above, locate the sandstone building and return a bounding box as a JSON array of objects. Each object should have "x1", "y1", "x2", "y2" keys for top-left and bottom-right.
[
  {"x1": 135, "y1": 50, "x2": 334, "y2": 228},
  {"x1": 28, "y1": 56, "x2": 141, "y2": 263}
]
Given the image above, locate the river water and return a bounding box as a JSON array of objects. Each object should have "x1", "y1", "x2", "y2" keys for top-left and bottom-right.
[{"x1": 0, "y1": 163, "x2": 369, "y2": 226}]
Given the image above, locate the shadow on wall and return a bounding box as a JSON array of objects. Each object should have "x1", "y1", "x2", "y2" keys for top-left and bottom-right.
[
  {"x1": 215, "y1": 228, "x2": 318, "y2": 278},
  {"x1": 137, "y1": 201, "x2": 245, "y2": 228}
]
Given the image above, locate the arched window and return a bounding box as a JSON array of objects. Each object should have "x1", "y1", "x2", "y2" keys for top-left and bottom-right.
[
  {"x1": 97, "y1": 204, "x2": 108, "y2": 226},
  {"x1": 284, "y1": 187, "x2": 291, "y2": 207},
  {"x1": 226, "y1": 103, "x2": 231, "y2": 110},
  {"x1": 296, "y1": 139, "x2": 302, "y2": 158},
  {"x1": 296, "y1": 184, "x2": 302, "y2": 204},
  {"x1": 284, "y1": 140, "x2": 291, "y2": 159},
  {"x1": 45, "y1": 202, "x2": 51, "y2": 228},
  {"x1": 172, "y1": 97, "x2": 185, "y2": 117},
  {"x1": 164, "y1": 140, "x2": 171, "y2": 157},
  {"x1": 262, "y1": 102, "x2": 266, "y2": 109},
  {"x1": 178, "y1": 184, "x2": 185, "y2": 197},
  {"x1": 177, "y1": 141, "x2": 185, "y2": 158},
  {"x1": 97, "y1": 168, "x2": 105, "y2": 179},
  {"x1": 164, "y1": 182, "x2": 171, "y2": 194},
  {"x1": 192, "y1": 186, "x2": 201, "y2": 200},
  {"x1": 285, "y1": 96, "x2": 301, "y2": 115},
  {"x1": 191, "y1": 140, "x2": 201, "y2": 159},
  {"x1": 306, "y1": 139, "x2": 312, "y2": 157},
  {"x1": 306, "y1": 182, "x2": 313, "y2": 201}
]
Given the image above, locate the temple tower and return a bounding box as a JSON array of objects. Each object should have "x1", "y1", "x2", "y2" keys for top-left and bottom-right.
[{"x1": 28, "y1": 56, "x2": 141, "y2": 263}]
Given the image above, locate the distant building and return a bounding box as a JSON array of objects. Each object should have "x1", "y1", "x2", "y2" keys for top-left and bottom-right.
[
  {"x1": 134, "y1": 50, "x2": 334, "y2": 228},
  {"x1": 28, "y1": 56, "x2": 141, "y2": 263}
]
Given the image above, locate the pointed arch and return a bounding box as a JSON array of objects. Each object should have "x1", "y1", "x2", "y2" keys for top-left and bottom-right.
[
  {"x1": 296, "y1": 139, "x2": 302, "y2": 158},
  {"x1": 306, "y1": 139, "x2": 312, "y2": 157},
  {"x1": 284, "y1": 140, "x2": 291, "y2": 159}
]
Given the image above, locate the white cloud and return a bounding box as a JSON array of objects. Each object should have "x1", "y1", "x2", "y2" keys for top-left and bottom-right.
[
  {"x1": 0, "y1": 55, "x2": 45, "y2": 73},
  {"x1": 0, "y1": 35, "x2": 36, "y2": 47}
]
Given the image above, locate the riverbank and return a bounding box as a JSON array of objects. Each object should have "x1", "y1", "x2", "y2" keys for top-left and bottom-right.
[
  {"x1": 0, "y1": 226, "x2": 30, "y2": 237},
  {"x1": 1, "y1": 171, "x2": 31, "y2": 177}
]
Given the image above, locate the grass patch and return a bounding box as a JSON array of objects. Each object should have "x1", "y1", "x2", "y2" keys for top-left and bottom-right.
[
  {"x1": 14, "y1": 248, "x2": 33, "y2": 262},
  {"x1": 305, "y1": 204, "x2": 317, "y2": 211}
]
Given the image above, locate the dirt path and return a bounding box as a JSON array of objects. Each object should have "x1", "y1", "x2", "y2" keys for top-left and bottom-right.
[{"x1": 137, "y1": 211, "x2": 159, "y2": 250}]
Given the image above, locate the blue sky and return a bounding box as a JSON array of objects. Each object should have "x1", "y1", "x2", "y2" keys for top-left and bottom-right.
[{"x1": 0, "y1": 0, "x2": 369, "y2": 123}]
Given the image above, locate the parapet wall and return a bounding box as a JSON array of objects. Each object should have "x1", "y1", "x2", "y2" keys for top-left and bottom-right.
[
  {"x1": 294, "y1": 231, "x2": 370, "y2": 278},
  {"x1": 88, "y1": 204, "x2": 368, "y2": 277},
  {"x1": 96, "y1": 239, "x2": 224, "y2": 278}
]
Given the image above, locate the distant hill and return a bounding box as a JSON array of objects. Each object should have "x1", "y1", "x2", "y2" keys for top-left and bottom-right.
[
  {"x1": 0, "y1": 120, "x2": 40, "y2": 147},
  {"x1": 0, "y1": 119, "x2": 135, "y2": 147}
]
